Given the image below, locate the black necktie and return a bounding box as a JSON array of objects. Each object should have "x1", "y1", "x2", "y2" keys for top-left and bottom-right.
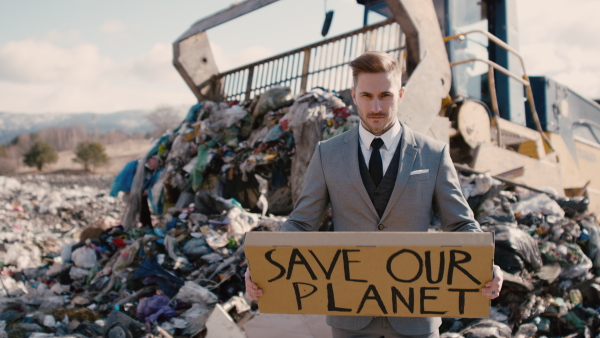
[{"x1": 369, "y1": 138, "x2": 384, "y2": 186}]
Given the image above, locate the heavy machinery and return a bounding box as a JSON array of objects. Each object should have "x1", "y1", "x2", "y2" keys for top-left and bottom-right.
[{"x1": 172, "y1": 0, "x2": 600, "y2": 214}]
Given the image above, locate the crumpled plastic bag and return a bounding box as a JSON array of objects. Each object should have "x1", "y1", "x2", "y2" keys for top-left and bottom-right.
[
  {"x1": 182, "y1": 238, "x2": 212, "y2": 260},
  {"x1": 191, "y1": 144, "x2": 211, "y2": 192},
  {"x1": 180, "y1": 303, "x2": 213, "y2": 335},
  {"x1": 184, "y1": 102, "x2": 202, "y2": 123},
  {"x1": 71, "y1": 245, "x2": 97, "y2": 269},
  {"x1": 227, "y1": 207, "x2": 260, "y2": 241},
  {"x1": 262, "y1": 125, "x2": 287, "y2": 143},
  {"x1": 109, "y1": 160, "x2": 138, "y2": 197},
  {"x1": 555, "y1": 196, "x2": 589, "y2": 218},
  {"x1": 208, "y1": 106, "x2": 248, "y2": 130},
  {"x1": 132, "y1": 258, "x2": 185, "y2": 298},
  {"x1": 39, "y1": 295, "x2": 65, "y2": 310},
  {"x1": 136, "y1": 294, "x2": 178, "y2": 323},
  {"x1": 69, "y1": 267, "x2": 90, "y2": 280},
  {"x1": 514, "y1": 323, "x2": 538, "y2": 338},
  {"x1": 460, "y1": 173, "x2": 493, "y2": 199},
  {"x1": 0, "y1": 276, "x2": 27, "y2": 296},
  {"x1": 531, "y1": 316, "x2": 551, "y2": 333},
  {"x1": 105, "y1": 311, "x2": 146, "y2": 338},
  {"x1": 174, "y1": 281, "x2": 218, "y2": 306},
  {"x1": 204, "y1": 229, "x2": 229, "y2": 249},
  {"x1": 0, "y1": 176, "x2": 21, "y2": 197},
  {"x1": 73, "y1": 322, "x2": 104, "y2": 337},
  {"x1": 513, "y1": 193, "x2": 565, "y2": 218},
  {"x1": 0, "y1": 242, "x2": 42, "y2": 270},
  {"x1": 579, "y1": 218, "x2": 600, "y2": 274},
  {"x1": 255, "y1": 87, "x2": 292, "y2": 116},
  {"x1": 113, "y1": 239, "x2": 142, "y2": 272},
  {"x1": 163, "y1": 235, "x2": 190, "y2": 269},
  {"x1": 255, "y1": 174, "x2": 269, "y2": 217},
  {"x1": 491, "y1": 225, "x2": 543, "y2": 273},
  {"x1": 459, "y1": 319, "x2": 512, "y2": 338}
]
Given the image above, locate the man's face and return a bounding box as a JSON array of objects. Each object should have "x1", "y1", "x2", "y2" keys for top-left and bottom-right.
[{"x1": 351, "y1": 72, "x2": 404, "y2": 136}]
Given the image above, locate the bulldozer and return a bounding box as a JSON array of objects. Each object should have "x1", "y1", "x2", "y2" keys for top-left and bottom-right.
[{"x1": 171, "y1": 0, "x2": 600, "y2": 215}]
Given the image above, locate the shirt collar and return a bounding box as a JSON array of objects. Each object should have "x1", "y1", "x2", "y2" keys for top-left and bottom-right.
[{"x1": 359, "y1": 119, "x2": 401, "y2": 150}]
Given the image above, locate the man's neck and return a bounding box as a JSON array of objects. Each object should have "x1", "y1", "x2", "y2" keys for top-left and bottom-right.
[{"x1": 362, "y1": 121, "x2": 395, "y2": 136}]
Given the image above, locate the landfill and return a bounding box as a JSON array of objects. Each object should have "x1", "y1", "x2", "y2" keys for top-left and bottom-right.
[{"x1": 0, "y1": 86, "x2": 599, "y2": 337}]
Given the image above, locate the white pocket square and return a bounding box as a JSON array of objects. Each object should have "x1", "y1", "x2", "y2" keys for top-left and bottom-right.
[{"x1": 410, "y1": 169, "x2": 429, "y2": 175}]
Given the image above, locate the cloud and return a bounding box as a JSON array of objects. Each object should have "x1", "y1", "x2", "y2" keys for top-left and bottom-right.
[
  {"x1": 210, "y1": 41, "x2": 274, "y2": 72},
  {"x1": 100, "y1": 20, "x2": 127, "y2": 34},
  {"x1": 0, "y1": 39, "x2": 113, "y2": 84},
  {"x1": 45, "y1": 29, "x2": 84, "y2": 46},
  {"x1": 554, "y1": 70, "x2": 600, "y2": 100},
  {"x1": 518, "y1": 0, "x2": 600, "y2": 99},
  {"x1": 0, "y1": 39, "x2": 196, "y2": 113},
  {"x1": 0, "y1": 78, "x2": 196, "y2": 114},
  {"x1": 116, "y1": 43, "x2": 180, "y2": 83},
  {"x1": 0, "y1": 37, "x2": 276, "y2": 114}
]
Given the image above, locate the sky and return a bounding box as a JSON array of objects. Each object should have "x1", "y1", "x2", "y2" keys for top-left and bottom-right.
[{"x1": 0, "y1": 0, "x2": 598, "y2": 114}]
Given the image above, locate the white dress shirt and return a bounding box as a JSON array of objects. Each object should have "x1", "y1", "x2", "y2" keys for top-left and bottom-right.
[{"x1": 358, "y1": 120, "x2": 403, "y2": 175}]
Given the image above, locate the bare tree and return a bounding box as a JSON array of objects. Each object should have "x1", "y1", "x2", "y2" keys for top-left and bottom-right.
[{"x1": 146, "y1": 105, "x2": 183, "y2": 137}]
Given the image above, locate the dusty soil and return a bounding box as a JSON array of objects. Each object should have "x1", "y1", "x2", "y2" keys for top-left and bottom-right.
[{"x1": 17, "y1": 139, "x2": 152, "y2": 176}]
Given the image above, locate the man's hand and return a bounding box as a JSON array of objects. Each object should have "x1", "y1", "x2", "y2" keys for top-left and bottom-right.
[
  {"x1": 482, "y1": 265, "x2": 503, "y2": 299},
  {"x1": 245, "y1": 269, "x2": 263, "y2": 301}
]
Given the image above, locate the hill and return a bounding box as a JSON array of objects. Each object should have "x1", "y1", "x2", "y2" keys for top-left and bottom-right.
[{"x1": 0, "y1": 110, "x2": 154, "y2": 144}]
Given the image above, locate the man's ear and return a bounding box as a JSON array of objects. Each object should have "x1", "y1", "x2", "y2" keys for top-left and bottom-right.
[
  {"x1": 350, "y1": 88, "x2": 357, "y2": 105},
  {"x1": 398, "y1": 87, "x2": 405, "y2": 101}
]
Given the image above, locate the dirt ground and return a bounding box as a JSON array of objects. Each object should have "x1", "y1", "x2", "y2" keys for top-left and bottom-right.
[{"x1": 17, "y1": 138, "x2": 152, "y2": 176}]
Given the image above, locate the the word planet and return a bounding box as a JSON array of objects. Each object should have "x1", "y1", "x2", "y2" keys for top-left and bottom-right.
[{"x1": 245, "y1": 232, "x2": 494, "y2": 318}]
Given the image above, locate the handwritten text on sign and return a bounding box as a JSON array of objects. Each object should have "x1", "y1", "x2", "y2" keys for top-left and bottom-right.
[{"x1": 245, "y1": 232, "x2": 493, "y2": 318}]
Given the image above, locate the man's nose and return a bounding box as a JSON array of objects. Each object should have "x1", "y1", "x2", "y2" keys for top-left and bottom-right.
[{"x1": 371, "y1": 99, "x2": 382, "y2": 113}]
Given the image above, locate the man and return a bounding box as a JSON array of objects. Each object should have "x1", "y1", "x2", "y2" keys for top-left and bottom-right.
[{"x1": 246, "y1": 51, "x2": 503, "y2": 337}]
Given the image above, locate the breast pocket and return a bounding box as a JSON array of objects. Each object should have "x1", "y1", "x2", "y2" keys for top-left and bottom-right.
[{"x1": 406, "y1": 172, "x2": 430, "y2": 185}]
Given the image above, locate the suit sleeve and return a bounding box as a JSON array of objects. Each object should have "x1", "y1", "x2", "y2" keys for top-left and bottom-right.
[
  {"x1": 434, "y1": 144, "x2": 482, "y2": 232},
  {"x1": 281, "y1": 142, "x2": 330, "y2": 232}
]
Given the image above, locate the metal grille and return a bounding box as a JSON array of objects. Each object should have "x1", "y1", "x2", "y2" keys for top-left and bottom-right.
[{"x1": 216, "y1": 19, "x2": 405, "y2": 102}]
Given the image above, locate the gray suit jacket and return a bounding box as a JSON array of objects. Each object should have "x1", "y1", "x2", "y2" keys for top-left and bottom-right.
[{"x1": 281, "y1": 122, "x2": 481, "y2": 335}]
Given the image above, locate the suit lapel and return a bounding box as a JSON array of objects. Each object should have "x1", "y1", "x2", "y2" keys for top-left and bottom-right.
[
  {"x1": 343, "y1": 126, "x2": 378, "y2": 217},
  {"x1": 381, "y1": 122, "x2": 417, "y2": 221}
]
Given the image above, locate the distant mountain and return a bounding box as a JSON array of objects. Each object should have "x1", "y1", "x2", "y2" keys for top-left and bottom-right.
[{"x1": 0, "y1": 110, "x2": 155, "y2": 144}]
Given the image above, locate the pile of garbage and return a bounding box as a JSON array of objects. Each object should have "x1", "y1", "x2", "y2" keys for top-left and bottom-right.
[
  {"x1": 0, "y1": 173, "x2": 286, "y2": 337},
  {"x1": 0, "y1": 174, "x2": 122, "y2": 274},
  {"x1": 2, "y1": 84, "x2": 600, "y2": 337},
  {"x1": 0, "y1": 87, "x2": 357, "y2": 337},
  {"x1": 438, "y1": 172, "x2": 600, "y2": 337},
  {"x1": 110, "y1": 87, "x2": 355, "y2": 230},
  {"x1": 0, "y1": 175, "x2": 124, "y2": 336}
]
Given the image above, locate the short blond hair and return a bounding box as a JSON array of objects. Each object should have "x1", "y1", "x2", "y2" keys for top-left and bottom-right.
[{"x1": 349, "y1": 51, "x2": 402, "y2": 87}]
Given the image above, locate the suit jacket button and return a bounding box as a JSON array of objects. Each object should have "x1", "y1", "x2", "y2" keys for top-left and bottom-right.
[{"x1": 378, "y1": 224, "x2": 384, "y2": 230}]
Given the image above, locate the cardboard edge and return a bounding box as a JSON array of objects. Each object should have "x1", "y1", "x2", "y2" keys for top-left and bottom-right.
[{"x1": 245, "y1": 231, "x2": 494, "y2": 247}]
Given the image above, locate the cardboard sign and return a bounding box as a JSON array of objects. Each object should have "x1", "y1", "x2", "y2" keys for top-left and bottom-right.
[{"x1": 245, "y1": 232, "x2": 494, "y2": 318}]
